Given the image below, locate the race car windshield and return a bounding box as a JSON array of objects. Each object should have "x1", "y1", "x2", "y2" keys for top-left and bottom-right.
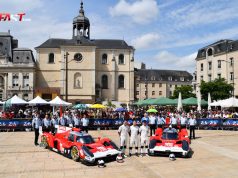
[
  {"x1": 76, "y1": 135, "x2": 95, "y2": 144},
  {"x1": 162, "y1": 132, "x2": 178, "y2": 140}
]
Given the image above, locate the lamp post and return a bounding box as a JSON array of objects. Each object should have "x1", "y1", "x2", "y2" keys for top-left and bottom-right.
[
  {"x1": 221, "y1": 59, "x2": 235, "y2": 97},
  {"x1": 64, "y1": 52, "x2": 69, "y2": 102}
]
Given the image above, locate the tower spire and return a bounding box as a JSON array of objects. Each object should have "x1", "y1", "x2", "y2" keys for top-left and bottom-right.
[{"x1": 79, "y1": 0, "x2": 84, "y2": 16}]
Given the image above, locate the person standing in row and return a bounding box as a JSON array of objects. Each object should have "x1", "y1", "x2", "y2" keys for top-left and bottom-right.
[
  {"x1": 129, "y1": 120, "x2": 139, "y2": 157},
  {"x1": 81, "y1": 114, "x2": 89, "y2": 133},
  {"x1": 32, "y1": 113, "x2": 42, "y2": 146},
  {"x1": 157, "y1": 115, "x2": 165, "y2": 128},
  {"x1": 43, "y1": 114, "x2": 51, "y2": 132},
  {"x1": 139, "y1": 121, "x2": 150, "y2": 157},
  {"x1": 73, "y1": 113, "x2": 81, "y2": 128},
  {"x1": 149, "y1": 113, "x2": 157, "y2": 136},
  {"x1": 188, "y1": 116, "x2": 197, "y2": 139},
  {"x1": 51, "y1": 114, "x2": 58, "y2": 134},
  {"x1": 118, "y1": 121, "x2": 130, "y2": 157},
  {"x1": 170, "y1": 114, "x2": 178, "y2": 129},
  {"x1": 180, "y1": 113, "x2": 187, "y2": 128}
]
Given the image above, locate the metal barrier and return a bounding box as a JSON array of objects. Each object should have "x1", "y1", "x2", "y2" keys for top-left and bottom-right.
[{"x1": 0, "y1": 118, "x2": 238, "y2": 131}]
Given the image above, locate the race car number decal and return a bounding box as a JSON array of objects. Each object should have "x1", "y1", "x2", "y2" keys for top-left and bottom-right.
[{"x1": 165, "y1": 143, "x2": 173, "y2": 147}]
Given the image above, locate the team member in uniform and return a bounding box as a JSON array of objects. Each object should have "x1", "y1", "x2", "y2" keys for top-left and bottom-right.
[
  {"x1": 118, "y1": 121, "x2": 130, "y2": 156},
  {"x1": 188, "y1": 116, "x2": 197, "y2": 139},
  {"x1": 170, "y1": 114, "x2": 178, "y2": 129},
  {"x1": 157, "y1": 115, "x2": 165, "y2": 128},
  {"x1": 139, "y1": 121, "x2": 150, "y2": 157},
  {"x1": 129, "y1": 120, "x2": 139, "y2": 156},
  {"x1": 81, "y1": 114, "x2": 89, "y2": 133},
  {"x1": 43, "y1": 114, "x2": 51, "y2": 132},
  {"x1": 50, "y1": 114, "x2": 58, "y2": 134},
  {"x1": 32, "y1": 113, "x2": 42, "y2": 146},
  {"x1": 149, "y1": 113, "x2": 157, "y2": 136},
  {"x1": 180, "y1": 113, "x2": 187, "y2": 129}
]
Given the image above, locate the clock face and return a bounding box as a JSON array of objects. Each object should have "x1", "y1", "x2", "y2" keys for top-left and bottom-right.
[{"x1": 74, "y1": 53, "x2": 83, "y2": 62}]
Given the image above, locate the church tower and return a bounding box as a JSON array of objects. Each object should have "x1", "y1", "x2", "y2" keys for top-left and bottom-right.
[{"x1": 72, "y1": 0, "x2": 90, "y2": 39}]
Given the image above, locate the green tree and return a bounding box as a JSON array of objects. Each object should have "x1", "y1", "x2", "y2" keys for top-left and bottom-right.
[
  {"x1": 200, "y1": 78, "x2": 233, "y2": 101},
  {"x1": 170, "y1": 85, "x2": 196, "y2": 99}
]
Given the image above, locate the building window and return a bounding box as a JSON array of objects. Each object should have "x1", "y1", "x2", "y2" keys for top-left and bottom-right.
[
  {"x1": 118, "y1": 75, "x2": 125, "y2": 88},
  {"x1": 23, "y1": 75, "x2": 29, "y2": 87},
  {"x1": 12, "y1": 74, "x2": 19, "y2": 87},
  {"x1": 218, "y1": 60, "x2": 221, "y2": 68},
  {"x1": 74, "y1": 73, "x2": 82, "y2": 88},
  {"x1": 101, "y1": 75, "x2": 108, "y2": 89},
  {"x1": 168, "y1": 76, "x2": 172, "y2": 81},
  {"x1": 170, "y1": 85, "x2": 172, "y2": 88},
  {"x1": 217, "y1": 73, "x2": 221, "y2": 79},
  {"x1": 207, "y1": 48, "x2": 213, "y2": 56},
  {"x1": 48, "y1": 53, "x2": 54, "y2": 63},
  {"x1": 159, "y1": 91, "x2": 162, "y2": 96},
  {"x1": 136, "y1": 91, "x2": 139, "y2": 95},
  {"x1": 0, "y1": 76, "x2": 4, "y2": 88},
  {"x1": 208, "y1": 62, "x2": 212, "y2": 70},
  {"x1": 145, "y1": 91, "x2": 147, "y2": 96},
  {"x1": 145, "y1": 84, "x2": 147, "y2": 88},
  {"x1": 118, "y1": 54, "x2": 125, "y2": 64},
  {"x1": 159, "y1": 83, "x2": 162, "y2": 87},
  {"x1": 201, "y1": 63, "x2": 203, "y2": 71},
  {"x1": 152, "y1": 91, "x2": 155, "y2": 95},
  {"x1": 23, "y1": 93, "x2": 29, "y2": 101},
  {"x1": 180, "y1": 77, "x2": 184, "y2": 81},
  {"x1": 175, "y1": 85, "x2": 177, "y2": 88},
  {"x1": 230, "y1": 57, "x2": 234, "y2": 67},
  {"x1": 200, "y1": 75, "x2": 203, "y2": 81},
  {"x1": 169, "y1": 91, "x2": 172, "y2": 96},
  {"x1": 152, "y1": 83, "x2": 155, "y2": 87},
  {"x1": 101, "y1": 53, "x2": 107, "y2": 64},
  {"x1": 208, "y1": 74, "x2": 212, "y2": 82},
  {"x1": 136, "y1": 84, "x2": 139, "y2": 87},
  {"x1": 230, "y1": 72, "x2": 234, "y2": 81},
  {"x1": 151, "y1": 76, "x2": 155, "y2": 80}
]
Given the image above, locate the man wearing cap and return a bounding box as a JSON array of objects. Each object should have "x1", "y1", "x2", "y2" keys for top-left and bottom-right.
[
  {"x1": 32, "y1": 113, "x2": 42, "y2": 146},
  {"x1": 139, "y1": 121, "x2": 150, "y2": 157},
  {"x1": 129, "y1": 120, "x2": 139, "y2": 156},
  {"x1": 118, "y1": 121, "x2": 130, "y2": 157}
]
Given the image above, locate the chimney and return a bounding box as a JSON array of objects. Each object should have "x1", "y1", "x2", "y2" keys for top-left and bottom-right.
[{"x1": 141, "y1": 62, "x2": 146, "y2": 69}]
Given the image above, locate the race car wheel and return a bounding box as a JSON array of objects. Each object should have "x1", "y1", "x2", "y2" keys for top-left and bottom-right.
[
  {"x1": 41, "y1": 136, "x2": 49, "y2": 149},
  {"x1": 71, "y1": 146, "x2": 80, "y2": 162}
]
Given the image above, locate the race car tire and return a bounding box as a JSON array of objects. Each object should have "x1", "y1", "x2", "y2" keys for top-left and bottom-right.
[
  {"x1": 41, "y1": 136, "x2": 49, "y2": 149},
  {"x1": 149, "y1": 139, "x2": 157, "y2": 149},
  {"x1": 182, "y1": 140, "x2": 189, "y2": 151},
  {"x1": 71, "y1": 146, "x2": 80, "y2": 162}
]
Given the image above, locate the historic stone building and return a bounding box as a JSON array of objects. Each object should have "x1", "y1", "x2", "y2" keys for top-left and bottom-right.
[
  {"x1": 0, "y1": 31, "x2": 35, "y2": 101},
  {"x1": 135, "y1": 65, "x2": 193, "y2": 100},
  {"x1": 195, "y1": 39, "x2": 238, "y2": 98},
  {"x1": 35, "y1": 1, "x2": 135, "y2": 104}
]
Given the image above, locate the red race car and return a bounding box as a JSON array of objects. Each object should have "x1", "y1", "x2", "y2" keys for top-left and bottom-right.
[
  {"x1": 41, "y1": 126, "x2": 121, "y2": 165},
  {"x1": 148, "y1": 126, "x2": 192, "y2": 158}
]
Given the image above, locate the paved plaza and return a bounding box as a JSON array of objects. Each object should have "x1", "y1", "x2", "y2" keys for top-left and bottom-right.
[{"x1": 0, "y1": 130, "x2": 238, "y2": 178}]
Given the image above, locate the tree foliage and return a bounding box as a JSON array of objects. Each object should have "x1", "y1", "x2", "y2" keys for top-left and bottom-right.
[
  {"x1": 200, "y1": 78, "x2": 233, "y2": 101},
  {"x1": 170, "y1": 85, "x2": 196, "y2": 99}
]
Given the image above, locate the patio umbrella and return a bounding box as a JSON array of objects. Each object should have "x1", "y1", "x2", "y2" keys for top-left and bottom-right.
[
  {"x1": 5, "y1": 95, "x2": 28, "y2": 105},
  {"x1": 182, "y1": 97, "x2": 208, "y2": 106},
  {"x1": 220, "y1": 97, "x2": 238, "y2": 107},
  {"x1": 49, "y1": 96, "x2": 72, "y2": 106},
  {"x1": 115, "y1": 107, "x2": 127, "y2": 112},
  {"x1": 28, "y1": 96, "x2": 49, "y2": 106},
  {"x1": 146, "y1": 108, "x2": 158, "y2": 113},
  {"x1": 73, "y1": 104, "x2": 88, "y2": 109},
  {"x1": 134, "y1": 100, "x2": 145, "y2": 105},
  {"x1": 177, "y1": 92, "x2": 183, "y2": 111},
  {"x1": 90, "y1": 104, "x2": 106, "y2": 109},
  {"x1": 208, "y1": 93, "x2": 211, "y2": 110}
]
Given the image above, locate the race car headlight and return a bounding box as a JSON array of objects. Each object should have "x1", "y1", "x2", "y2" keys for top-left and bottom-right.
[{"x1": 82, "y1": 145, "x2": 94, "y2": 157}]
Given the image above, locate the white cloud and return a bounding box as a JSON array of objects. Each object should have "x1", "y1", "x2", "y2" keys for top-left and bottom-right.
[
  {"x1": 152, "y1": 51, "x2": 197, "y2": 72},
  {"x1": 109, "y1": 0, "x2": 159, "y2": 24},
  {"x1": 131, "y1": 33, "x2": 160, "y2": 49}
]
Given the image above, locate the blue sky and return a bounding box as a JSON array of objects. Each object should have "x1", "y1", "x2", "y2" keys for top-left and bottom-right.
[{"x1": 1, "y1": 0, "x2": 238, "y2": 72}]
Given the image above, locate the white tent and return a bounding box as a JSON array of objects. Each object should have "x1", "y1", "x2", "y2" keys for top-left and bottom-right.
[
  {"x1": 177, "y1": 92, "x2": 182, "y2": 111},
  {"x1": 49, "y1": 96, "x2": 72, "y2": 106},
  {"x1": 209, "y1": 100, "x2": 222, "y2": 107},
  {"x1": 28, "y1": 96, "x2": 49, "y2": 106},
  {"x1": 220, "y1": 97, "x2": 238, "y2": 108},
  {"x1": 6, "y1": 95, "x2": 27, "y2": 105}
]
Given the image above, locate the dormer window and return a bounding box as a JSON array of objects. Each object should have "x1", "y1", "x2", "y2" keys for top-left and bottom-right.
[
  {"x1": 207, "y1": 48, "x2": 213, "y2": 56},
  {"x1": 168, "y1": 76, "x2": 172, "y2": 81},
  {"x1": 48, "y1": 53, "x2": 54, "y2": 63},
  {"x1": 101, "y1": 53, "x2": 107, "y2": 64},
  {"x1": 119, "y1": 54, "x2": 125, "y2": 64}
]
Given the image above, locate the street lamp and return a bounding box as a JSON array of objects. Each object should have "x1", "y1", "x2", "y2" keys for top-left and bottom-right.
[
  {"x1": 220, "y1": 59, "x2": 235, "y2": 97},
  {"x1": 64, "y1": 52, "x2": 69, "y2": 102}
]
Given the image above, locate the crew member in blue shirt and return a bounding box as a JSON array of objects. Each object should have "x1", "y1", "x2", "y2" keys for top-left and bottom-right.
[{"x1": 32, "y1": 113, "x2": 42, "y2": 146}]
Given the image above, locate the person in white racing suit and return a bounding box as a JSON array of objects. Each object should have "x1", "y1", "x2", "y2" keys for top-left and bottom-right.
[
  {"x1": 139, "y1": 121, "x2": 150, "y2": 156},
  {"x1": 118, "y1": 121, "x2": 130, "y2": 156},
  {"x1": 129, "y1": 120, "x2": 139, "y2": 156}
]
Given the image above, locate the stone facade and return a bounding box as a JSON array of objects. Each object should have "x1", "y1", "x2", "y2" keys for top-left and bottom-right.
[
  {"x1": 195, "y1": 39, "x2": 238, "y2": 97},
  {"x1": 35, "y1": 2, "x2": 134, "y2": 104},
  {"x1": 0, "y1": 31, "x2": 35, "y2": 101}
]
